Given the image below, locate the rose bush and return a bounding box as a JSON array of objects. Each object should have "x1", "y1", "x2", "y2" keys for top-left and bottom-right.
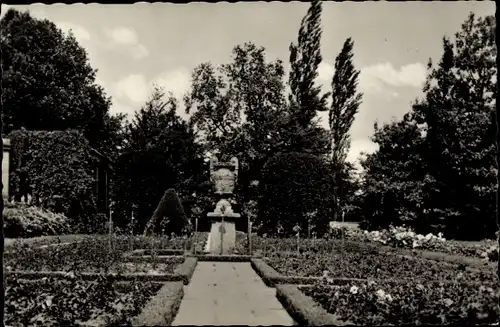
[
  {"x1": 265, "y1": 250, "x2": 497, "y2": 284},
  {"x1": 5, "y1": 275, "x2": 161, "y2": 326},
  {"x1": 328, "y1": 225, "x2": 498, "y2": 262},
  {"x1": 301, "y1": 277, "x2": 499, "y2": 325}
]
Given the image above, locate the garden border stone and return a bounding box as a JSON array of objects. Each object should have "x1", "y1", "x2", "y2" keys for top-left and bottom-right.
[{"x1": 275, "y1": 284, "x2": 347, "y2": 326}]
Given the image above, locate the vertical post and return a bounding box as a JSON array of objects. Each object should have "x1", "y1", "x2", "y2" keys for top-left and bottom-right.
[
  {"x1": 220, "y1": 216, "x2": 224, "y2": 255},
  {"x1": 108, "y1": 209, "x2": 113, "y2": 252},
  {"x1": 194, "y1": 217, "x2": 198, "y2": 255},
  {"x1": 248, "y1": 218, "x2": 252, "y2": 255},
  {"x1": 341, "y1": 210, "x2": 345, "y2": 272},
  {"x1": 297, "y1": 232, "x2": 300, "y2": 254}
]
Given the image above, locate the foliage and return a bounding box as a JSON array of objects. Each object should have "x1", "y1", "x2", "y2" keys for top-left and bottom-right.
[
  {"x1": 302, "y1": 279, "x2": 499, "y2": 325},
  {"x1": 328, "y1": 37, "x2": 363, "y2": 221},
  {"x1": 359, "y1": 113, "x2": 427, "y2": 231},
  {"x1": 4, "y1": 200, "x2": 72, "y2": 238},
  {"x1": 264, "y1": 247, "x2": 497, "y2": 284},
  {"x1": 359, "y1": 13, "x2": 497, "y2": 241},
  {"x1": 257, "y1": 152, "x2": 333, "y2": 237},
  {"x1": 8, "y1": 130, "x2": 104, "y2": 232},
  {"x1": 5, "y1": 276, "x2": 161, "y2": 326},
  {"x1": 143, "y1": 188, "x2": 191, "y2": 236},
  {"x1": 185, "y1": 43, "x2": 292, "y2": 205},
  {"x1": 1, "y1": 9, "x2": 124, "y2": 158},
  {"x1": 4, "y1": 233, "x2": 206, "y2": 273},
  {"x1": 286, "y1": 0, "x2": 330, "y2": 155},
  {"x1": 411, "y1": 13, "x2": 497, "y2": 240},
  {"x1": 112, "y1": 86, "x2": 203, "y2": 233}
]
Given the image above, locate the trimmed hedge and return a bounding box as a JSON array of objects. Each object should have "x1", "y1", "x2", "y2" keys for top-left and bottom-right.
[
  {"x1": 251, "y1": 258, "x2": 281, "y2": 286},
  {"x1": 251, "y1": 258, "x2": 367, "y2": 287},
  {"x1": 276, "y1": 284, "x2": 344, "y2": 326},
  {"x1": 125, "y1": 255, "x2": 185, "y2": 264},
  {"x1": 174, "y1": 257, "x2": 198, "y2": 285},
  {"x1": 130, "y1": 282, "x2": 185, "y2": 326},
  {"x1": 194, "y1": 255, "x2": 254, "y2": 262},
  {"x1": 5, "y1": 270, "x2": 185, "y2": 282},
  {"x1": 143, "y1": 188, "x2": 190, "y2": 236},
  {"x1": 9, "y1": 130, "x2": 103, "y2": 233},
  {"x1": 128, "y1": 249, "x2": 186, "y2": 256}
]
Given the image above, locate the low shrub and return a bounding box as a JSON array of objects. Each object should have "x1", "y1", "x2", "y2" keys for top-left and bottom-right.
[{"x1": 4, "y1": 201, "x2": 72, "y2": 238}]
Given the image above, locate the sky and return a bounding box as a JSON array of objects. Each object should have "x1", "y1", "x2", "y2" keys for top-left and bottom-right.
[{"x1": 1, "y1": 2, "x2": 495, "y2": 170}]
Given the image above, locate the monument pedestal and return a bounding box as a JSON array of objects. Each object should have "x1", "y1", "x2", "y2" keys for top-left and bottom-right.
[
  {"x1": 207, "y1": 217, "x2": 239, "y2": 255},
  {"x1": 206, "y1": 199, "x2": 240, "y2": 255}
]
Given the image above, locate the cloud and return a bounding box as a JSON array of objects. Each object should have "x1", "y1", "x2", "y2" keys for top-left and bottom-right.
[
  {"x1": 56, "y1": 21, "x2": 91, "y2": 43},
  {"x1": 110, "y1": 100, "x2": 136, "y2": 119},
  {"x1": 114, "y1": 74, "x2": 151, "y2": 104},
  {"x1": 316, "y1": 61, "x2": 425, "y2": 99},
  {"x1": 153, "y1": 67, "x2": 191, "y2": 101},
  {"x1": 111, "y1": 68, "x2": 191, "y2": 119},
  {"x1": 317, "y1": 61, "x2": 335, "y2": 84},
  {"x1": 347, "y1": 138, "x2": 379, "y2": 171},
  {"x1": 104, "y1": 26, "x2": 149, "y2": 59},
  {"x1": 106, "y1": 26, "x2": 138, "y2": 45},
  {"x1": 359, "y1": 62, "x2": 426, "y2": 97}
]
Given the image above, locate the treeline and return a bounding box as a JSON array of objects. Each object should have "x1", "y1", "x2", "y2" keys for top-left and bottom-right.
[{"x1": 1, "y1": 4, "x2": 496, "y2": 241}]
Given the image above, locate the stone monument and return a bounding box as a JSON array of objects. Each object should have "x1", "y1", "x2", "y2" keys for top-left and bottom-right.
[{"x1": 206, "y1": 156, "x2": 240, "y2": 255}]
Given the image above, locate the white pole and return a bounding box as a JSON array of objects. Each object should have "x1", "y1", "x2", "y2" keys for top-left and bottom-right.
[
  {"x1": 108, "y1": 209, "x2": 113, "y2": 251},
  {"x1": 220, "y1": 216, "x2": 225, "y2": 255}
]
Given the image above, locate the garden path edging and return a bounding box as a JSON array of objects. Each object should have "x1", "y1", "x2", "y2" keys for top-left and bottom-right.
[
  {"x1": 130, "y1": 281, "x2": 185, "y2": 326},
  {"x1": 5, "y1": 270, "x2": 185, "y2": 282},
  {"x1": 276, "y1": 284, "x2": 348, "y2": 326}
]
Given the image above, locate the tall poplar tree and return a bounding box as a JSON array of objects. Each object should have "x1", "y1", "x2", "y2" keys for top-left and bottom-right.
[
  {"x1": 328, "y1": 37, "x2": 363, "y2": 220},
  {"x1": 287, "y1": 0, "x2": 330, "y2": 154}
]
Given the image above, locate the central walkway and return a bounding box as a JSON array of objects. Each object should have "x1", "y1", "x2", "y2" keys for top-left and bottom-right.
[{"x1": 172, "y1": 262, "x2": 296, "y2": 326}]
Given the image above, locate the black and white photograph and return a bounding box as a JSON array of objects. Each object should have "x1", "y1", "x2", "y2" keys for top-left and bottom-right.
[{"x1": 1, "y1": 1, "x2": 498, "y2": 326}]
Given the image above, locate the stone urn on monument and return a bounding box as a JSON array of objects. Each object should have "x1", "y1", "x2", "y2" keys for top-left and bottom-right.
[{"x1": 206, "y1": 156, "x2": 240, "y2": 255}]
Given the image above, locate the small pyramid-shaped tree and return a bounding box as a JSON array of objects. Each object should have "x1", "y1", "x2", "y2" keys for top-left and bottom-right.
[{"x1": 143, "y1": 188, "x2": 189, "y2": 236}]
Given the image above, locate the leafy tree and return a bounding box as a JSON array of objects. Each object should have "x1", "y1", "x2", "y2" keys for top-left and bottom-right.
[
  {"x1": 113, "y1": 86, "x2": 203, "y2": 233},
  {"x1": 412, "y1": 13, "x2": 496, "y2": 240},
  {"x1": 1, "y1": 9, "x2": 124, "y2": 158},
  {"x1": 328, "y1": 37, "x2": 363, "y2": 221},
  {"x1": 286, "y1": 0, "x2": 330, "y2": 155},
  {"x1": 257, "y1": 152, "x2": 333, "y2": 237},
  {"x1": 184, "y1": 43, "x2": 291, "y2": 206},
  {"x1": 359, "y1": 113, "x2": 427, "y2": 231},
  {"x1": 360, "y1": 13, "x2": 496, "y2": 241},
  {"x1": 184, "y1": 62, "x2": 242, "y2": 159}
]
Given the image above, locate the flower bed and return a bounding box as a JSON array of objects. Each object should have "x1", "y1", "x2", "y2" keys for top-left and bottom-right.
[
  {"x1": 5, "y1": 234, "x2": 204, "y2": 273},
  {"x1": 332, "y1": 225, "x2": 499, "y2": 262},
  {"x1": 264, "y1": 250, "x2": 497, "y2": 284},
  {"x1": 300, "y1": 279, "x2": 499, "y2": 325},
  {"x1": 5, "y1": 275, "x2": 162, "y2": 326}
]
